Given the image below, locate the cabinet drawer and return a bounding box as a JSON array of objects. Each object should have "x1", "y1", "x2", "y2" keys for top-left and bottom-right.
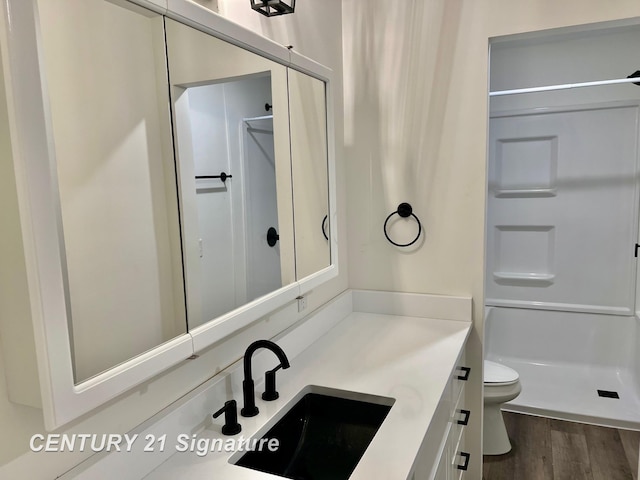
[
  {"x1": 411, "y1": 381, "x2": 453, "y2": 480},
  {"x1": 449, "y1": 406, "x2": 470, "y2": 451},
  {"x1": 450, "y1": 427, "x2": 470, "y2": 480},
  {"x1": 432, "y1": 442, "x2": 450, "y2": 480},
  {"x1": 451, "y1": 349, "x2": 469, "y2": 407}
]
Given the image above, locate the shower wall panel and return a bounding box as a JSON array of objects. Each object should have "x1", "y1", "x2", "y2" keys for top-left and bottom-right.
[{"x1": 486, "y1": 105, "x2": 640, "y2": 315}]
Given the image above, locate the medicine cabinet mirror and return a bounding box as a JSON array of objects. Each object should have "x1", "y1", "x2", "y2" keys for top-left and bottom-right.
[
  {"x1": 165, "y1": 19, "x2": 332, "y2": 331},
  {"x1": 1, "y1": 0, "x2": 336, "y2": 429},
  {"x1": 35, "y1": 0, "x2": 188, "y2": 385}
]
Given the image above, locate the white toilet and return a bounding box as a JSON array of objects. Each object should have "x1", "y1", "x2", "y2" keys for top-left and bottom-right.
[{"x1": 483, "y1": 360, "x2": 521, "y2": 455}]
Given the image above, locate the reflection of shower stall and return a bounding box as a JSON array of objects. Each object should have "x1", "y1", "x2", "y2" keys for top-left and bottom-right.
[
  {"x1": 241, "y1": 115, "x2": 281, "y2": 302},
  {"x1": 177, "y1": 73, "x2": 277, "y2": 328}
]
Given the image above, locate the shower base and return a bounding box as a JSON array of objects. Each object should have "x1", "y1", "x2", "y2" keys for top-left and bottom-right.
[{"x1": 494, "y1": 357, "x2": 640, "y2": 431}]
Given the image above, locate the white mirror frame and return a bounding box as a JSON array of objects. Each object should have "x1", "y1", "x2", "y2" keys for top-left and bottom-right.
[{"x1": 0, "y1": 0, "x2": 338, "y2": 430}]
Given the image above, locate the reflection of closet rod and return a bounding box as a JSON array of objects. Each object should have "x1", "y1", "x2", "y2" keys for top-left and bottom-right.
[
  {"x1": 195, "y1": 171, "x2": 232, "y2": 183},
  {"x1": 243, "y1": 114, "x2": 274, "y2": 123},
  {"x1": 490, "y1": 76, "x2": 640, "y2": 97}
]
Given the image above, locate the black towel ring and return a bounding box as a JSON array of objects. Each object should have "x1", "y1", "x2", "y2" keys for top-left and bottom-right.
[
  {"x1": 383, "y1": 202, "x2": 422, "y2": 247},
  {"x1": 322, "y1": 215, "x2": 329, "y2": 240}
]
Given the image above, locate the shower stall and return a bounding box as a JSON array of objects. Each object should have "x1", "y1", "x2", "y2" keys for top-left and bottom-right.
[{"x1": 485, "y1": 24, "x2": 640, "y2": 429}]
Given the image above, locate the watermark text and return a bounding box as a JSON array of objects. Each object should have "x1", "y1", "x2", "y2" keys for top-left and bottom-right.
[{"x1": 29, "y1": 433, "x2": 279, "y2": 457}]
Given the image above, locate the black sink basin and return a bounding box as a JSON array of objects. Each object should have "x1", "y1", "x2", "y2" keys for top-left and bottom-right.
[{"x1": 233, "y1": 387, "x2": 394, "y2": 480}]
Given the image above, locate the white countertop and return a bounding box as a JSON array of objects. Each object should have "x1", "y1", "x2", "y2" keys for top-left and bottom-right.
[{"x1": 144, "y1": 311, "x2": 471, "y2": 480}]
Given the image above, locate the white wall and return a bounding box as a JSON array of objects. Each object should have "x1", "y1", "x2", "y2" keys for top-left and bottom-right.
[
  {"x1": 343, "y1": 1, "x2": 640, "y2": 477},
  {"x1": 0, "y1": 0, "x2": 346, "y2": 477}
]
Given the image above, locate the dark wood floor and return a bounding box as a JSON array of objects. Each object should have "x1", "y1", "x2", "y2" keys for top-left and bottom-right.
[{"x1": 483, "y1": 412, "x2": 640, "y2": 480}]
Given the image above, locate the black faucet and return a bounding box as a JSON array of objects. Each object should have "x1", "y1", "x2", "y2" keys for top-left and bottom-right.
[{"x1": 241, "y1": 340, "x2": 290, "y2": 417}]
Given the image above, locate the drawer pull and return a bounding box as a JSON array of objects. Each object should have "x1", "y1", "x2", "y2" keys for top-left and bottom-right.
[
  {"x1": 456, "y1": 366, "x2": 471, "y2": 381},
  {"x1": 457, "y1": 409, "x2": 471, "y2": 426},
  {"x1": 456, "y1": 452, "x2": 470, "y2": 471}
]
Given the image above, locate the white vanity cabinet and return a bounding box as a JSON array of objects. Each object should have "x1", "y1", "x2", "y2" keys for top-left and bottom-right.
[
  {"x1": 57, "y1": 290, "x2": 475, "y2": 480},
  {"x1": 411, "y1": 344, "x2": 472, "y2": 480},
  {"x1": 447, "y1": 350, "x2": 472, "y2": 480}
]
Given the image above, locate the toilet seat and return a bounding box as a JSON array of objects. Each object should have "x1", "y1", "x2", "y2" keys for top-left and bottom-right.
[
  {"x1": 483, "y1": 360, "x2": 522, "y2": 455},
  {"x1": 484, "y1": 360, "x2": 519, "y2": 386}
]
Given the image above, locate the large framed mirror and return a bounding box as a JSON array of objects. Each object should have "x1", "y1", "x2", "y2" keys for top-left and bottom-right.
[
  {"x1": 1, "y1": 0, "x2": 336, "y2": 430},
  {"x1": 164, "y1": 18, "x2": 335, "y2": 348}
]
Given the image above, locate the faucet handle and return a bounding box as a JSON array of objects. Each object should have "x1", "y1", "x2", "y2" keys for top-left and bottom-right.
[
  {"x1": 262, "y1": 365, "x2": 283, "y2": 401},
  {"x1": 213, "y1": 400, "x2": 242, "y2": 435}
]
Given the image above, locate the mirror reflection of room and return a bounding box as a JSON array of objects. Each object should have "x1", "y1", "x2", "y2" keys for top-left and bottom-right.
[
  {"x1": 12, "y1": 0, "x2": 334, "y2": 394},
  {"x1": 289, "y1": 69, "x2": 331, "y2": 279},
  {"x1": 185, "y1": 75, "x2": 282, "y2": 326},
  {"x1": 165, "y1": 18, "x2": 298, "y2": 332},
  {"x1": 36, "y1": 0, "x2": 187, "y2": 384}
]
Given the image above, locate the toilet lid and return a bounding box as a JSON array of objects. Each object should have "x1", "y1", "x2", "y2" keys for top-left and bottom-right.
[{"x1": 484, "y1": 360, "x2": 519, "y2": 384}]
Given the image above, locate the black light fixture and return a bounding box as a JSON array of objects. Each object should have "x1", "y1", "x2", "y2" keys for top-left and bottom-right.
[{"x1": 250, "y1": 0, "x2": 295, "y2": 17}]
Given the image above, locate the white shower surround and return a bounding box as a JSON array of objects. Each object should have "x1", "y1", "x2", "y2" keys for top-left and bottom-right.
[
  {"x1": 485, "y1": 104, "x2": 640, "y2": 430},
  {"x1": 486, "y1": 26, "x2": 640, "y2": 432},
  {"x1": 485, "y1": 306, "x2": 640, "y2": 430}
]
